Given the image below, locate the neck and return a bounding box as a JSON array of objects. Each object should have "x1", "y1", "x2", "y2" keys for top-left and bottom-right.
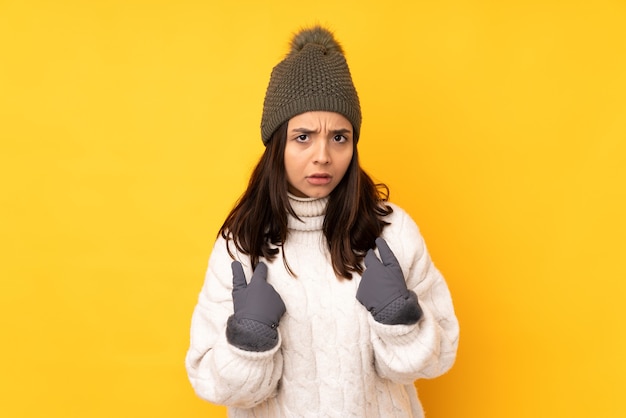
[{"x1": 287, "y1": 194, "x2": 328, "y2": 232}]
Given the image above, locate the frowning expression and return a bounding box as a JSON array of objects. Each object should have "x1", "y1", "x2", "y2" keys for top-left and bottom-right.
[{"x1": 285, "y1": 111, "x2": 354, "y2": 198}]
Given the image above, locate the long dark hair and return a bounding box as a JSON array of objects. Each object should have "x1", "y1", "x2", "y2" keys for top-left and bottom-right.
[{"x1": 219, "y1": 122, "x2": 392, "y2": 279}]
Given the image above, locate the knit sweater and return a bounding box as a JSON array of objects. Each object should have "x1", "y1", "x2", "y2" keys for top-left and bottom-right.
[{"x1": 186, "y1": 196, "x2": 459, "y2": 417}]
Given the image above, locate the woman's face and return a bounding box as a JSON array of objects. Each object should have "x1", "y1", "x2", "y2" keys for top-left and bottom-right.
[{"x1": 285, "y1": 111, "x2": 354, "y2": 198}]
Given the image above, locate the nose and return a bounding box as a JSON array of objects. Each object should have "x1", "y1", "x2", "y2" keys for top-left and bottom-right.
[{"x1": 313, "y1": 140, "x2": 330, "y2": 165}]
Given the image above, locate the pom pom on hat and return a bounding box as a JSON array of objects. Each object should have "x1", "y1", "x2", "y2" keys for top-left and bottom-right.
[
  {"x1": 288, "y1": 26, "x2": 345, "y2": 56},
  {"x1": 260, "y1": 26, "x2": 361, "y2": 145}
]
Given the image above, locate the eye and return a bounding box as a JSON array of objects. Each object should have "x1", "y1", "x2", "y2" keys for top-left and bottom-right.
[
  {"x1": 333, "y1": 134, "x2": 348, "y2": 143},
  {"x1": 296, "y1": 134, "x2": 309, "y2": 142}
]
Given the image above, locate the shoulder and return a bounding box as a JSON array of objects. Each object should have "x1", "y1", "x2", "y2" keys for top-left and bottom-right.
[
  {"x1": 206, "y1": 234, "x2": 254, "y2": 282},
  {"x1": 379, "y1": 202, "x2": 427, "y2": 270},
  {"x1": 381, "y1": 202, "x2": 421, "y2": 237}
]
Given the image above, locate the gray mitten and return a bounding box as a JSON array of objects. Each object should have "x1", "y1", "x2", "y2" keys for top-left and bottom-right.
[
  {"x1": 226, "y1": 261, "x2": 286, "y2": 351},
  {"x1": 231, "y1": 261, "x2": 286, "y2": 327},
  {"x1": 356, "y1": 238, "x2": 423, "y2": 325}
]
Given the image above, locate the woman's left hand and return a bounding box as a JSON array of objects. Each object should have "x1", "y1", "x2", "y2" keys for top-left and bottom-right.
[
  {"x1": 356, "y1": 238, "x2": 408, "y2": 316},
  {"x1": 357, "y1": 238, "x2": 423, "y2": 325}
]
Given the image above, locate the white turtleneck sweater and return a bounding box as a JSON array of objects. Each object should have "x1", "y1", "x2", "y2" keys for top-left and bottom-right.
[{"x1": 186, "y1": 196, "x2": 459, "y2": 417}]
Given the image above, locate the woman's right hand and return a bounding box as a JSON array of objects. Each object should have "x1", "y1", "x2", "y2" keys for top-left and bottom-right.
[{"x1": 231, "y1": 261, "x2": 286, "y2": 329}]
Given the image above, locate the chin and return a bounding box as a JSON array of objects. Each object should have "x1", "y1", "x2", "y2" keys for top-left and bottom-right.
[
  {"x1": 300, "y1": 190, "x2": 328, "y2": 199},
  {"x1": 290, "y1": 185, "x2": 334, "y2": 199},
  {"x1": 312, "y1": 190, "x2": 333, "y2": 199}
]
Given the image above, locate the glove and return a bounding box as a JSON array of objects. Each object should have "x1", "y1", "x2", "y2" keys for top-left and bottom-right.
[
  {"x1": 357, "y1": 238, "x2": 423, "y2": 325},
  {"x1": 231, "y1": 261, "x2": 286, "y2": 329}
]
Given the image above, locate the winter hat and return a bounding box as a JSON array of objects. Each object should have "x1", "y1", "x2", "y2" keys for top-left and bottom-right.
[{"x1": 260, "y1": 26, "x2": 361, "y2": 145}]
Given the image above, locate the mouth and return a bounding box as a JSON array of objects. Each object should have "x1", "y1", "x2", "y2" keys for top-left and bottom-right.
[{"x1": 306, "y1": 173, "x2": 332, "y2": 185}]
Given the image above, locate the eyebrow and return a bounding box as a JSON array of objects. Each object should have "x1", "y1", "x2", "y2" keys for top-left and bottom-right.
[{"x1": 290, "y1": 127, "x2": 352, "y2": 135}]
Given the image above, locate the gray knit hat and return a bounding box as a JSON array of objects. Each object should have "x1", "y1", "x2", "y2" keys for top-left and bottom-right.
[{"x1": 260, "y1": 26, "x2": 361, "y2": 145}]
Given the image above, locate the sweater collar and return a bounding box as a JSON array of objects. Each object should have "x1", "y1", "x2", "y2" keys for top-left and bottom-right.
[{"x1": 287, "y1": 194, "x2": 328, "y2": 231}]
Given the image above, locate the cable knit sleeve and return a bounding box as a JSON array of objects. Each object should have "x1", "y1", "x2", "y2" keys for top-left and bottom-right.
[
  {"x1": 368, "y1": 205, "x2": 459, "y2": 385},
  {"x1": 185, "y1": 236, "x2": 283, "y2": 408}
]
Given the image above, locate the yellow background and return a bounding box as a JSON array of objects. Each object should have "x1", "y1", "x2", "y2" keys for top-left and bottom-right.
[{"x1": 2, "y1": 0, "x2": 625, "y2": 417}]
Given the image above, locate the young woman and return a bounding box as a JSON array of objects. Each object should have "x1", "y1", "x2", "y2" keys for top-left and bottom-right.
[{"x1": 186, "y1": 26, "x2": 459, "y2": 417}]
